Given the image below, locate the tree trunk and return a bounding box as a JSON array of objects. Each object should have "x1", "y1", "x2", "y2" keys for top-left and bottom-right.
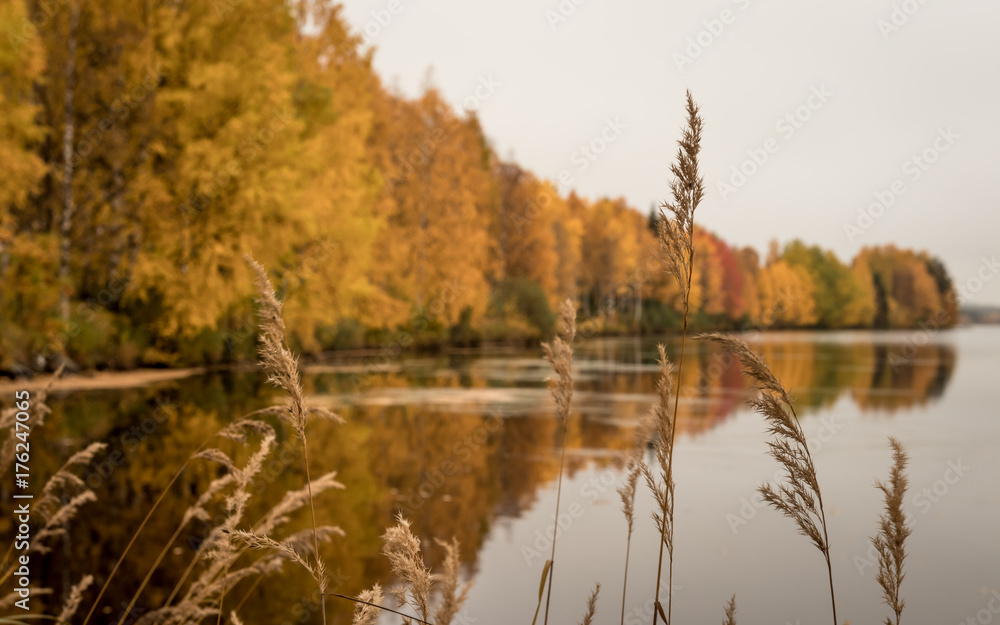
[
  {"x1": 59, "y1": 1, "x2": 80, "y2": 323},
  {"x1": 634, "y1": 283, "x2": 642, "y2": 330}
]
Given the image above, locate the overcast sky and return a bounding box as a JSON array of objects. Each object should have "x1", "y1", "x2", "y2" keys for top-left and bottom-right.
[{"x1": 339, "y1": 0, "x2": 1000, "y2": 306}]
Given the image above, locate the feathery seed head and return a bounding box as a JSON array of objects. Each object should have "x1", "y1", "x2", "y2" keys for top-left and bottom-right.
[{"x1": 542, "y1": 299, "x2": 577, "y2": 424}]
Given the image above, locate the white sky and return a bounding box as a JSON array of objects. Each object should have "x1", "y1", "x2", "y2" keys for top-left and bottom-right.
[{"x1": 339, "y1": 0, "x2": 1000, "y2": 306}]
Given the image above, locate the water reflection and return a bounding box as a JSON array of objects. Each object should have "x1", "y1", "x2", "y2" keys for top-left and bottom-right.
[
  {"x1": 314, "y1": 332, "x2": 955, "y2": 431},
  {"x1": 14, "y1": 331, "x2": 961, "y2": 622}
]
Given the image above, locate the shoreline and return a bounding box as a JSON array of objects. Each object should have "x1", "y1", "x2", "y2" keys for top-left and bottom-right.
[
  {"x1": 0, "y1": 324, "x2": 988, "y2": 395},
  {"x1": 0, "y1": 367, "x2": 208, "y2": 395}
]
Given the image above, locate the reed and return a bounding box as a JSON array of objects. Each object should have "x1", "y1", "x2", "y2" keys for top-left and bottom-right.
[
  {"x1": 325, "y1": 513, "x2": 471, "y2": 625},
  {"x1": 722, "y1": 594, "x2": 737, "y2": 625},
  {"x1": 537, "y1": 299, "x2": 577, "y2": 625},
  {"x1": 577, "y1": 583, "x2": 600, "y2": 625},
  {"x1": 349, "y1": 584, "x2": 383, "y2": 625},
  {"x1": 433, "y1": 538, "x2": 472, "y2": 625},
  {"x1": 639, "y1": 346, "x2": 678, "y2": 625},
  {"x1": 245, "y1": 254, "x2": 335, "y2": 625},
  {"x1": 107, "y1": 258, "x2": 343, "y2": 625},
  {"x1": 700, "y1": 333, "x2": 838, "y2": 625},
  {"x1": 647, "y1": 89, "x2": 706, "y2": 625},
  {"x1": 872, "y1": 437, "x2": 911, "y2": 625},
  {"x1": 616, "y1": 451, "x2": 642, "y2": 625}
]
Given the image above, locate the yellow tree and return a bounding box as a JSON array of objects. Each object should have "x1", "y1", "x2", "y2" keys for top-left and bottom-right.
[
  {"x1": 580, "y1": 198, "x2": 638, "y2": 321},
  {"x1": 52, "y1": 2, "x2": 163, "y2": 303},
  {"x1": 367, "y1": 85, "x2": 494, "y2": 329},
  {"x1": 640, "y1": 214, "x2": 682, "y2": 314},
  {"x1": 551, "y1": 191, "x2": 583, "y2": 305},
  {"x1": 842, "y1": 258, "x2": 876, "y2": 328},
  {"x1": 736, "y1": 247, "x2": 762, "y2": 325},
  {"x1": 492, "y1": 162, "x2": 559, "y2": 299},
  {"x1": 21, "y1": 0, "x2": 175, "y2": 332},
  {"x1": 0, "y1": 0, "x2": 46, "y2": 237},
  {"x1": 691, "y1": 229, "x2": 725, "y2": 318},
  {"x1": 122, "y1": 0, "x2": 306, "y2": 338},
  {"x1": 759, "y1": 259, "x2": 818, "y2": 327},
  {"x1": 275, "y1": 3, "x2": 382, "y2": 351},
  {"x1": 0, "y1": 0, "x2": 53, "y2": 363}
]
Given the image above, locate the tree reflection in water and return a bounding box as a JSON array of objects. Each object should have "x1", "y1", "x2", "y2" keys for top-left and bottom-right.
[{"x1": 14, "y1": 333, "x2": 955, "y2": 623}]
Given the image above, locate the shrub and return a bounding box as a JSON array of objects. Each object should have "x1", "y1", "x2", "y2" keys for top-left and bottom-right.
[{"x1": 488, "y1": 279, "x2": 556, "y2": 339}]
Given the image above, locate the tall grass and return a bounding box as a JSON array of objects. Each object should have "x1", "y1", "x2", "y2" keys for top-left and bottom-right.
[
  {"x1": 650, "y1": 90, "x2": 705, "y2": 625},
  {"x1": 702, "y1": 333, "x2": 838, "y2": 623},
  {"x1": 702, "y1": 333, "x2": 913, "y2": 625},
  {"x1": 537, "y1": 300, "x2": 577, "y2": 625},
  {"x1": 245, "y1": 255, "x2": 333, "y2": 625},
  {"x1": 616, "y1": 450, "x2": 642, "y2": 625},
  {"x1": 872, "y1": 437, "x2": 911, "y2": 625},
  {"x1": 639, "y1": 346, "x2": 679, "y2": 624}
]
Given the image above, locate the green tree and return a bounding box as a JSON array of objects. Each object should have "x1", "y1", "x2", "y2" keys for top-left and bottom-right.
[{"x1": 782, "y1": 240, "x2": 871, "y2": 328}]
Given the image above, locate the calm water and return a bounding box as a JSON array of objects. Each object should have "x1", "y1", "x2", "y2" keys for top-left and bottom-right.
[{"x1": 9, "y1": 327, "x2": 1000, "y2": 624}]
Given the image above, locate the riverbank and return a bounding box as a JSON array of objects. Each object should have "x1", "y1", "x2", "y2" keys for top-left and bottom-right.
[
  {"x1": 0, "y1": 366, "x2": 207, "y2": 395},
  {"x1": 2, "y1": 322, "x2": 985, "y2": 396}
]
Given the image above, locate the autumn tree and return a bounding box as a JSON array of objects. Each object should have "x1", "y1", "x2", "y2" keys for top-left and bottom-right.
[
  {"x1": 492, "y1": 162, "x2": 559, "y2": 298},
  {"x1": 781, "y1": 240, "x2": 872, "y2": 328},
  {"x1": 861, "y1": 246, "x2": 952, "y2": 328},
  {"x1": 758, "y1": 258, "x2": 818, "y2": 327},
  {"x1": 0, "y1": 0, "x2": 53, "y2": 364},
  {"x1": 735, "y1": 247, "x2": 761, "y2": 325},
  {"x1": 367, "y1": 85, "x2": 494, "y2": 331}
]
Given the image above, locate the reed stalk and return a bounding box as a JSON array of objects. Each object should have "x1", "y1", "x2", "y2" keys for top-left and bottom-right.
[
  {"x1": 539, "y1": 300, "x2": 577, "y2": 625},
  {"x1": 650, "y1": 90, "x2": 706, "y2": 625},
  {"x1": 701, "y1": 333, "x2": 838, "y2": 625}
]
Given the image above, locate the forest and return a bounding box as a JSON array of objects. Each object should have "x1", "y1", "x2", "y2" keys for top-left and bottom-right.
[{"x1": 0, "y1": 0, "x2": 958, "y2": 373}]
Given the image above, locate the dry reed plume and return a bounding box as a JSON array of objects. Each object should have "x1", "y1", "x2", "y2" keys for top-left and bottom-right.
[
  {"x1": 872, "y1": 437, "x2": 911, "y2": 625},
  {"x1": 134, "y1": 416, "x2": 344, "y2": 625},
  {"x1": 114, "y1": 257, "x2": 462, "y2": 625},
  {"x1": 383, "y1": 513, "x2": 434, "y2": 624},
  {"x1": 700, "y1": 333, "x2": 838, "y2": 625},
  {"x1": 245, "y1": 254, "x2": 337, "y2": 625},
  {"x1": 722, "y1": 594, "x2": 737, "y2": 625},
  {"x1": 645, "y1": 89, "x2": 705, "y2": 625},
  {"x1": 350, "y1": 583, "x2": 384, "y2": 625},
  {"x1": 578, "y1": 583, "x2": 600, "y2": 625},
  {"x1": 328, "y1": 514, "x2": 472, "y2": 625},
  {"x1": 639, "y1": 345, "x2": 677, "y2": 624},
  {"x1": 433, "y1": 538, "x2": 473, "y2": 625},
  {"x1": 537, "y1": 299, "x2": 577, "y2": 625},
  {"x1": 616, "y1": 446, "x2": 642, "y2": 625},
  {"x1": 57, "y1": 575, "x2": 94, "y2": 624},
  {"x1": 125, "y1": 258, "x2": 344, "y2": 625},
  {"x1": 0, "y1": 360, "x2": 322, "y2": 625}
]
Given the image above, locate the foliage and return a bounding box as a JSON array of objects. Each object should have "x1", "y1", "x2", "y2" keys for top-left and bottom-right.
[
  {"x1": 488, "y1": 278, "x2": 556, "y2": 339},
  {"x1": 0, "y1": 0, "x2": 960, "y2": 372}
]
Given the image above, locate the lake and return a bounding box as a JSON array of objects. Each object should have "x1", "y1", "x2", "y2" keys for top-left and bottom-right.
[{"x1": 9, "y1": 326, "x2": 1000, "y2": 624}]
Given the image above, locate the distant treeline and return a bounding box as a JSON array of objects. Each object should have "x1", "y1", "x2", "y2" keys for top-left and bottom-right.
[
  {"x1": 0, "y1": 1, "x2": 958, "y2": 371},
  {"x1": 961, "y1": 306, "x2": 1000, "y2": 325}
]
